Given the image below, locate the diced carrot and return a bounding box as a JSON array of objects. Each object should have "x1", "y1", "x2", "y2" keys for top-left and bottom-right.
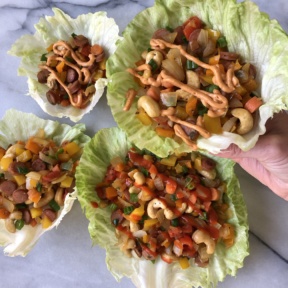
[
  {"x1": 114, "y1": 162, "x2": 125, "y2": 172},
  {"x1": 244, "y1": 96, "x2": 263, "y2": 113},
  {"x1": 211, "y1": 188, "x2": 221, "y2": 201},
  {"x1": 0, "y1": 208, "x2": 10, "y2": 219},
  {"x1": 28, "y1": 188, "x2": 41, "y2": 204},
  {"x1": 105, "y1": 187, "x2": 118, "y2": 200},
  {"x1": 25, "y1": 137, "x2": 41, "y2": 154}
]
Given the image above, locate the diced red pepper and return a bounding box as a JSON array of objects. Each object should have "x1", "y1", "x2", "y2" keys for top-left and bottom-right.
[{"x1": 182, "y1": 16, "x2": 203, "y2": 40}]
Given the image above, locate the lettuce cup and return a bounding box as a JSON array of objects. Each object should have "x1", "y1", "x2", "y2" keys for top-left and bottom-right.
[
  {"x1": 0, "y1": 109, "x2": 90, "y2": 256},
  {"x1": 8, "y1": 8, "x2": 122, "y2": 122},
  {"x1": 76, "y1": 127, "x2": 248, "y2": 288},
  {"x1": 106, "y1": 0, "x2": 288, "y2": 157}
]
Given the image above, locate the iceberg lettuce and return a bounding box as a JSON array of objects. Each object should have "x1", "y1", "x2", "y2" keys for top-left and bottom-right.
[
  {"x1": 76, "y1": 127, "x2": 248, "y2": 288},
  {"x1": 8, "y1": 8, "x2": 122, "y2": 122},
  {"x1": 0, "y1": 109, "x2": 90, "y2": 256},
  {"x1": 106, "y1": 0, "x2": 288, "y2": 156}
]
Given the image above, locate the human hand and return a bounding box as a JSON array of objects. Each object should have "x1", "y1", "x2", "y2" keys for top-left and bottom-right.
[{"x1": 215, "y1": 111, "x2": 288, "y2": 200}]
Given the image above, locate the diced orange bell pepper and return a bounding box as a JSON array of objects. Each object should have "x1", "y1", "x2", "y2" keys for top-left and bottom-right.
[
  {"x1": 155, "y1": 127, "x2": 175, "y2": 138},
  {"x1": 25, "y1": 137, "x2": 41, "y2": 154},
  {"x1": 105, "y1": 186, "x2": 118, "y2": 200},
  {"x1": 28, "y1": 188, "x2": 41, "y2": 204},
  {"x1": 203, "y1": 114, "x2": 222, "y2": 134},
  {"x1": 185, "y1": 96, "x2": 197, "y2": 116}
]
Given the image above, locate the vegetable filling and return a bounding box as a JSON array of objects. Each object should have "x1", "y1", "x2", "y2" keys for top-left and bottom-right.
[
  {"x1": 37, "y1": 33, "x2": 106, "y2": 109},
  {"x1": 124, "y1": 16, "x2": 263, "y2": 149},
  {"x1": 0, "y1": 129, "x2": 81, "y2": 232},
  {"x1": 93, "y1": 147, "x2": 235, "y2": 269}
]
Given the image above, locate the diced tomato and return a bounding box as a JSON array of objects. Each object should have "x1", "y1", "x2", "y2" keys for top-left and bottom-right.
[
  {"x1": 95, "y1": 186, "x2": 106, "y2": 200},
  {"x1": 181, "y1": 224, "x2": 193, "y2": 234},
  {"x1": 195, "y1": 184, "x2": 212, "y2": 201},
  {"x1": 80, "y1": 44, "x2": 91, "y2": 57},
  {"x1": 148, "y1": 164, "x2": 158, "y2": 177},
  {"x1": 207, "y1": 225, "x2": 220, "y2": 240},
  {"x1": 104, "y1": 165, "x2": 117, "y2": 182},
  {"x1": 161, "y1": 253, "x2": 175, "y2": 264},
  {"x1": 168, "y1": 226, "x2": 183, "y2": 239},
  {"x1": 52, "y1": 164, "x2": 61, "y2": 172},
  {"x1": 208, "y1": 207, "x2": 218, "y2": 225},
  {"x1": 116, "y1": 224, "x2": 133, "y2": 238},
  {"x1": 91, "y1": 201, "x2": 99, "y2": 208},
  {"x1": 127, "y1": 150, "x2": 152, "y2": 169},
  {"x1": 203, "y1": 201, "x2": 211, "y2": 212},
  {"x1": 173, "y1": 239, "x2": 184, "y2": 256},
  {"x1": 42, "y1": 171, "x2": 62, "y2": 182},
  {"x1": 188, "y1": 191, "x2": 197, "y2": 204},
  {"x1": 182, "y1": 16, "x2": 203, "y2": 40},
  {"x1": 158, "y1": 173, "x2": 177, "y2": 194},
  {"x1": 141, "y1": 243, "x2": 158, "y2": 260},
  {"x1": 178, "y1": 235, "x2": 194, "y2": 249}
]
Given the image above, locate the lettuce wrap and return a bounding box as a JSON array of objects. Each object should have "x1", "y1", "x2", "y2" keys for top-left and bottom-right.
[
  {"x1": 106, "y1": 0, "x2": 288, "y2": 157},
  {"x1": 76, "y1": 127, "x2": 248, "y2": 288},
  {"x1": 8, "y1": 8, "x2": 122, "y2": 122},
  {"x1": 0, "y1": 109, "x2": 90, "y2": 256}
]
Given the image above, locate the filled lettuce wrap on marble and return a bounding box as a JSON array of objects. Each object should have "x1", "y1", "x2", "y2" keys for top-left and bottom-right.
[
  {"x1": 76, "y1": 127, "x2": 248, "y2": 288},
  {"x1": 8, "y1": 8, "x2": 122, "y2": 122},
  {"x1": 106, "y1": 0, "x2": 288, "y2": 157},
  {"x1": 0, "y1": 109, "x2": 90, "y2": 256}
]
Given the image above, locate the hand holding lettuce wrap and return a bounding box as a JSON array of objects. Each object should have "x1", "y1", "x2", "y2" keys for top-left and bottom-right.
[
  {"x1": 76, "y1": 127, "x2": 248, "y2": 288},
  {"x1": 216, "y1": 111, "x2": 288, "y2": 200},
  {"x1": 106, "y1": 0, "x2": 288, "y2": 157}
]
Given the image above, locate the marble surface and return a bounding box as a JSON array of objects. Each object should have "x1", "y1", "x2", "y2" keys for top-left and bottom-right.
[{"x1": 0, "y1": 0, "x2": 288, "y2": 287}]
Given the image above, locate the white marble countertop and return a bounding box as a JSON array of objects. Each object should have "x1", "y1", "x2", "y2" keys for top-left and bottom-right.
[{"x1": 0, "y1": 1, "x2": 287, "y2": 287}]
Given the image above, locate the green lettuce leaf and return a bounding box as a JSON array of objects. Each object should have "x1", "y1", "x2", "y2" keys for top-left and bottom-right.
[
  {"x1": 0, "y1": 109, "x2": 90, "y2": 256},
  {"x1": 8, "y1": 8, "x2": 122, "y2": 122},
  {"x1": 106, "y1": 0, "x2": 288, "y2": 156},
  {"x1": 76, "y1": 127, "x2": 249, "y2": 288}
]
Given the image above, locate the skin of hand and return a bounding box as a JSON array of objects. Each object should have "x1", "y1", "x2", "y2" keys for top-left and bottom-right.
[{"x1": 215, "y1": 111, "x2": 288, "y2": 200}]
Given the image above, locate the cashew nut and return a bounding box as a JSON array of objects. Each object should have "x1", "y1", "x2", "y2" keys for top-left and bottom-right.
[
  {"x1": 147, "y1": 198, "x2": 167, "y2": 219},
  {"x1": 192, "y1": 229, "x2": 215, "y2": 254},
  {"x1": 145, "y1": 50, "x2": 163, "y2": 67},
  {"x1": 177, "y1": 202, "x2": 187, "y2": 214},
  {"x1": 55, "y1": 187, "x2": 64, "y2": 206},
  {"x1": 133, "y1": 171, "x2": 146, "y2": 186},
  {"x1": 5, "y1": 219, "x2": 16, "y2": 233},
  {"x1": 9, "y1": 211, "x2": 22, "y2": 220},
  {"x1": 198, "y1": 168, "x2": 217, "y2": 180},
  {"x1": 128, "y1": 186, "x2": 141, "y2": 194},
  {"x1": 137, "y1": 95, "x2": 160, "y2": 118},
  {"x1": 130, "y1": 221, "x2": 140, "y2": 233},
  {"x1": 34, "y1": 188, "x2": 55, "y2": 208},
  {"x1": 164, "y1": 208, "x2": 177, "y2": 220},
  {"x1": 231, "y1": 108, "x2": 254, "y2": 135}
]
